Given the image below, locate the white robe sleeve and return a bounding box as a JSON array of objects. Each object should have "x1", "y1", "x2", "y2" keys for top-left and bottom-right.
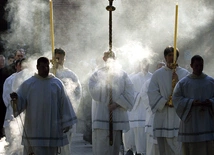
[
  {"x1": 60, "y1": 87, "x2": 77, "y2": 129},
  {"x1": 67, "y1": 71, "x2": 82, "y2": 102},
  {"x1": 132, "y1": 92, "x2": 140, "y2": 110},
  {"x1": 88, "y1": 71, "x2": 109, "y2": 104},
  {"x1": 114, "y1": 74, "x2": 135, "y2": 111},
  {"x1": 73, "y1": 76, "x2": 82, "y2": 102},
  {"x1": 140, "y1": 79, "x2": 150, "y2": 111},
  {"x1": 172, "y1": 82, "x2": 193, "y2": 121},
  {"x1": 89, "y1": 69, "x2": 134, "y2": 111},
  {"x1": 147, "y1": 74, "x2": 167, "y2": 113},
  {"x1": 3, "y1": 76, "x2": 12, "y2": 108}
]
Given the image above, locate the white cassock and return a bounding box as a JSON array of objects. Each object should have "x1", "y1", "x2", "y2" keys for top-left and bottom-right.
[
  {"x1": 14, "y1": 73, "x2": 77, "y2": 155},
  {"x1": 147, "y1": 66, "x2": 189, "y2": 155},
  {"x1": 53, "y1": 65, "x2": 82, "y2": 155},
  {"x1": 3, "y1": 69, "x2": 33, "y2": 154},
  {"x1": 172, "y1": 73, "x2": 214, "y2": 155},
  {"x1": 55, "y1": 65, "x2": 82, "y2": 112},
  {"x1": 123, "y1": 72, "x2": 152, "y2": 154},
  {"x1": 3, "y1": 73, "x2": 17, "y2": 148},
  {"x1": 89, "y1": 66, "x2": 134, "y2": 155},
  {"x1": 140, "y1": 78, "x2": 159, "y2": 155},
  {"x1": 3, "y1": 73, "x2": 16, "y2": 130}
]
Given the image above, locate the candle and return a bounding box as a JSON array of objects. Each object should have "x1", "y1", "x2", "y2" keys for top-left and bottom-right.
[
  {"x1": 173, "y1": 4, "x2": 178, "y2": 64},
  {"x1": 49, "y1": 0, "x2": 55, "y2": 59}
]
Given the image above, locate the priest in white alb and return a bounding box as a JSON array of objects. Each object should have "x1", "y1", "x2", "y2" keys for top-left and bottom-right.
[
  {"x1": 88, "y1": 51, "x2": 134, "y2": 155},
  {"x1": 10, "y1": 57, "x2": 77, "y2": 155},
  {"x1": 123, "y1": 58, "x2": 152, "y2": 155},
  {"x1": 3, "y1": 58, "x2": 27, "y2": 147},
  {"x1": 51, "y1": 48, "x2": 82, "y2": 155},
  {"x1": 141, "y1": 61, "x2": 165, "y2": 155},
  {"x1": 172, "y1": 55, "x2": 214, "y2": 155},
  {"x1": 147, "y1": 46, "x2": 189, "y2": 155}
]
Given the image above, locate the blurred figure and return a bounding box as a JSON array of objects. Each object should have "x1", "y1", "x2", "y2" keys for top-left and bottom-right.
[
  {"x1": 0, "y1": 55, "x2": 5, "y2": 69},
  {"x1": 2, "y1": 58, "x2": 30, "y2": 155},
  {"x1": 0, "y1": 54, "x2": 6, "y2": 139},
  {"x1": 76, "y1": 57, "x2": 103, "y2": 144},
  {"x1": 10, "y1": 57, "x2": 77, "y2": 155},
  {"x1": 147, "y1": 46, "x2": 189, "y2": 155},
  {"x1": 52, "y1": 48, "x2": 81, "y2": 111},
  {"x1": 7, "y1": 54, "x2": 14, "y2": 66},
  {"x1": 14, "y1": 49, "x2": 25, "y2": 60},
  {"x1": 88, "y1": 51, "x2": 135, "y2": 155},
  {"x1": 0, "y1": 50, "x2": 25, "y2": 140},
  {"x1": 140, "y1": 61, "x2": 165, "y2": 155},
  {"x1": 173, "y1": 55, "x2": 214, "y2": 155},
  {"x1": 123, "y1": 58, "x2": 152, "y2": 155},
  {"x1": 3, "y1": 58, "x2": 26, "y2": 146},
  {"x1": 51, "y1": 48, "x2": 82, "y2": 155},
  {"x1": 1, "y1": 49, "x2": 25, "y2": 79}
]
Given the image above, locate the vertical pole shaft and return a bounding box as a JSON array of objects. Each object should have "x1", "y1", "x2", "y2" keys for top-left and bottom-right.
[
  {"x1": 173, "y1": 4, "x2": 178, "y2": 64},
  {"x1": 169, "y1": 4, "x2": 179, "y2": 107},
  {"x1": 106, "y1": 0, "x2": 115, "y2": 146},
  {"x1": 49, "y1": 0, "x2": 56, "y2": 75},
  {"x1": 109, "y1": 81, "x2": 113, "y2": 146}
]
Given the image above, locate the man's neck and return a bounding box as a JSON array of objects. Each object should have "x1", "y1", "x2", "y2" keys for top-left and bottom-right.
[
  {"x1": 192, "y1": 72, "x2": 202, "y2": 76},
  {"x1": 167, "y1": 63, "x2": 173, "y2": 69},
  {"x1": 167, "y1": 63, "x2": 178, "y2": 69},
  {"x1": 56, "y1": 64, "x2": 64, "y2": 70}
]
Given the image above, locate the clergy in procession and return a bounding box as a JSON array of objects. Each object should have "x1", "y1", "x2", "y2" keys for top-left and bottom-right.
[
  {"x1": 172, "y1": 55, "x2": 214, "y2": 155},
  {"x1": 51, "y1": 48, "x2": 82, "y2": 111},
  {"x1": 51, "y1": 48, "x2": 82, "y2": 154},
  {"x1": 141, "y1": 61, "x2": 165, "y2": 155},
  {"x1": 123, "y1": 58, "x2": 152, "y2": 155},
  {"x1": 88, "y1": 51, "x2": 134, "y2": 155},
  {"x1": 147, "y1": 46, "x2": 189, "y2": 155},
  {"x1": 2, "y1": 58, "x2": 26, "y2": 147},
  {"x1": 0, "y1": 49, "x2": 25, "y2": 140},
  {"x1": 10, "y1": 57, "x2": 77, "y2": 155}
]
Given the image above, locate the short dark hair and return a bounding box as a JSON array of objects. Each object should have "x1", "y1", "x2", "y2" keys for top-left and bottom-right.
[
  {"x1": 37, "y1": 57, "x2": 49, "y2": 65},
  {"x1": 54, "y1": 48, "x2": 65, "y2": 56},
  {"x1": 164, "y1": 46, "x2": 179, "y2": 58},
  {"x1": 191, "y1": 55, "x2": 203, "y2": 65}
]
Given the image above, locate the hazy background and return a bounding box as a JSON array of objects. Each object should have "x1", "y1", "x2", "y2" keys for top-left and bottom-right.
[{"x1": 0, "y1": 0, "x2": 213, "y2": 77}]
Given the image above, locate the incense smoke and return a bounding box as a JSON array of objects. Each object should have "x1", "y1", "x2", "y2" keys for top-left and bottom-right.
[{"x1": 1, "y1": 0, "x2": 214, "y2": 74}]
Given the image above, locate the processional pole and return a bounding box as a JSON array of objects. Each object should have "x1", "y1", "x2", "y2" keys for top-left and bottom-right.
[
  {"x1": 49, "y1": 0, "x2": 56, "y2": 75},
  {"x1": 168, "y1": 3, "x2": 179, "y2": 107},
  {"x1": 173, "y1": 4, "x2": 178, "y2": 65},
  {"x1": 106, "y1": 0, "x2": 116, "y2": 146}
]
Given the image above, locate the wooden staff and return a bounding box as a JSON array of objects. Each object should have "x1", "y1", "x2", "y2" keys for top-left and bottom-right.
[
  {"x1": 168, "y1": 3, "x2": 179, "y2": 107},
  {"x1": 173, "y1": 4, "x2": 178, "y2": 64},
  {"x1": 49, "y1": 0, "x2": 56, "y2": 75},
  {"x1": 106, "y1": 0, "x2": 115, "y2": 146}
]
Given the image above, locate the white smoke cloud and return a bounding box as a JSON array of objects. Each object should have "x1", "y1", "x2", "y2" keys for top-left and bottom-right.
[{"x1": 2, "y1": 0, "x2": 213, "y2": 75}]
